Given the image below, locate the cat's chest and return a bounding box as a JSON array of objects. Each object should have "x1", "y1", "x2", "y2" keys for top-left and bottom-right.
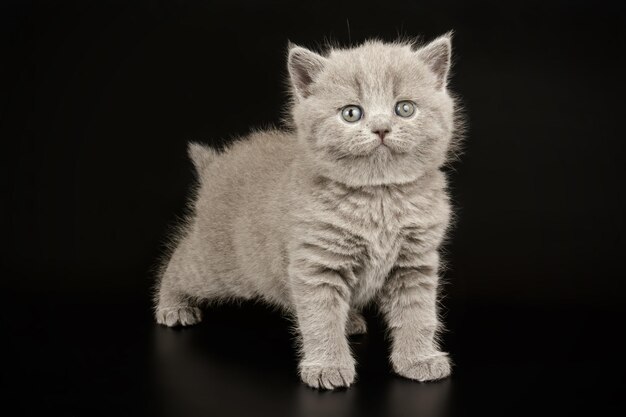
[
  {"x1": 335, "y1": 187, "x2": 421, "y2": 305},
  {"x1": 351, "y1": 228, "x2": 401, "y2": 306},
  {"x1": 302, "y1": 178, "x2": 445, "y2": 305}
]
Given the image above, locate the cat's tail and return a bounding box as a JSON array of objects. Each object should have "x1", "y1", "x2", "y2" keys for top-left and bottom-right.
[{"x1": 188, "y1": 142, "x2": 219, "y2": 173}]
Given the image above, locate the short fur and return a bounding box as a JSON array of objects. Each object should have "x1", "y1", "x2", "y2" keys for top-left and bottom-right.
[{"x1": 154, "y1": 34, "x2": 462, "y2": 389}]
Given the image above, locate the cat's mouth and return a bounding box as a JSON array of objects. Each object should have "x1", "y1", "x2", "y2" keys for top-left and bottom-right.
[
  {"x1": 373, "y1": 142, "x2": 409, "y2": 157},
  {"x1": 333, "y1": 144, "x2": 406, "y2": 162}
]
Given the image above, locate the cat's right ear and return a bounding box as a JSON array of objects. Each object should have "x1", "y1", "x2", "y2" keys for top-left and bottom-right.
[{"x1": 287, "y1": 43, "x2": 327, "y2": 99}]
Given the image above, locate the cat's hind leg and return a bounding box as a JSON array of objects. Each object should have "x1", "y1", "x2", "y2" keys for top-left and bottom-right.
[
  {"x1": 346, "y1": 309, "x2": 367, "y2": 336},
  {"x1": 155, "y1": 276, "x2": 203, "y2": 327},
  {"x1": 154, "y1": 240, "x2": 205, "y2": 327}
]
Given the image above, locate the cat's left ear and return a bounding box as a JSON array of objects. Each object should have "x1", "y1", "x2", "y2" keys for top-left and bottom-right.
[
  {"x1": 414, "y1": 33, "x2": 452, "y2": 90},
  {"x1": 287, "y1": 43, "x2": 327, "y2": 99}
]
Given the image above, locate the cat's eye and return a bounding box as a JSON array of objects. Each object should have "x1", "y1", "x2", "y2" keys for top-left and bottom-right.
[
  {"x1": 395, "y1": 101, "x2": 416, "y2": 118},
  {"x1": 341, "y1": 105, "x2": 363, "y2": 123}
]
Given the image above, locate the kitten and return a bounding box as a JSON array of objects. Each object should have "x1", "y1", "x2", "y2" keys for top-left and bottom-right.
[{"x1": 154, "y1": 34, "x2": 461, "y2": 390}]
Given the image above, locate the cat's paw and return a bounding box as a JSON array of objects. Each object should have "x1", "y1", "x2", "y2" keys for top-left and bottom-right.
[
  {"x1": 155, "y1": 306, "x2": 203, "y2": 327},
  {"x1": 300, "y1": 365, "x2": 356, "y2": 390},
  {"x1": 393, "y1": 353, "x2": 451, "y2": 382},
  {"x1": 346, "y1": 311, "x2": 367, "y2": 335}
]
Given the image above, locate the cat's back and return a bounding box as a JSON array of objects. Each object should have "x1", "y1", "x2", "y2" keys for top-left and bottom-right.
[
  {"x1": 188, "y1": 129, "x2": 298, "y2": 302},
  {"x1": 223, "y1": 128, "x2": 297, "y2": 170},
  {"x1": 194, "y1": 129, "x2": 297, "y2": 206}
]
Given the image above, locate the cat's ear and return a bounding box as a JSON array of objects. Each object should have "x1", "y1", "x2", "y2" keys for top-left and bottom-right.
[
  {"x1": 287, "y1": 43, "x2": 327, "y2": 99},
  {"x1": 414, "y1": 33, "x2": 452, "y2": 90}
]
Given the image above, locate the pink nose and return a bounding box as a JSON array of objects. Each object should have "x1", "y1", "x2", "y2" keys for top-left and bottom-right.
[{"x1": 373, "y1": 129, "x2": 390, "y2": 142}]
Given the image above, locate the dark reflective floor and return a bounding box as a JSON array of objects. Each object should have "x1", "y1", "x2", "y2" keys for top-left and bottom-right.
[{"x1": 4, "y1": 288, "x2": 624, "y2": 417}]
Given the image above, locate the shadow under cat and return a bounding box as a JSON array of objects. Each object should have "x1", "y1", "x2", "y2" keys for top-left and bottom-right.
[{"x1": 152, "y1": 303, "x2": 452, "y2": 417}]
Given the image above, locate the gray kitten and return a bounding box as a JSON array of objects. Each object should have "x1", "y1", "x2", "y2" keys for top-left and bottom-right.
[{"x1": 155, "y1": 34, "x2": 461, "y2": 390}]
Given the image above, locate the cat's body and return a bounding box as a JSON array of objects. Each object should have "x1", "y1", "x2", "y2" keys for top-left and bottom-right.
[{"x1": 155, "y1": 36, "x2": 461, "y2": 389}]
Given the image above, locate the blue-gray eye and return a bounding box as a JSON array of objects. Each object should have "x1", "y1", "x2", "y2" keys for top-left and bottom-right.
[
  {"x1": 395, "y1": 101, "x2": 416, "y2": 118},
  {"x1": 341, "y1": 105, "x2": 363, "y2": 122}
]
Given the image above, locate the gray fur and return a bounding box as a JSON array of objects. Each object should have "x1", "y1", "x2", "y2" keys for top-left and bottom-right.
[{"x1": 154, "y1": 34, "x2": 461, "y2": 390}]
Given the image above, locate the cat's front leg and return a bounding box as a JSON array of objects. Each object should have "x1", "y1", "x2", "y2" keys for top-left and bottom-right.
[
  {"x1": 379, "y1": 250, "x2": 451, "y2": 382},
  {"x1": 290, "y1": 263, "x2": 355, "y2": 390}
]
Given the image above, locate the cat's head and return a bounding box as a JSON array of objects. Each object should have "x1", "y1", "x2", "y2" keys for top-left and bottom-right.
[{"x1": 287, "y1": 35, "x2": 459, "y2": 186}]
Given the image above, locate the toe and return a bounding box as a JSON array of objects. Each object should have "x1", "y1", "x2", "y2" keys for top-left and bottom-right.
[
  {"x1": 300, "y1": 366, "x2": 355, "y2": 390},
  {"x1": 395, "y1": 353, "x2": 451, "y2": 382},
  {"x1": 155, "y1": 307, "x2": 202, "y2": 327}
]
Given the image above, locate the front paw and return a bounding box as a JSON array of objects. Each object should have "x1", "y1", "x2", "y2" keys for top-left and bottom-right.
[
  {"x1": 300, "y1": 363, "x2": 356, "y2": 390},
  {"x1": 393, "y1": 353, "x2": 451, "y2": 382}
]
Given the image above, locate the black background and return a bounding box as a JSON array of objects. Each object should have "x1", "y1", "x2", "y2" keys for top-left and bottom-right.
[{"x1": 2, "y1": 1, "x2": 625, "y2": 416}]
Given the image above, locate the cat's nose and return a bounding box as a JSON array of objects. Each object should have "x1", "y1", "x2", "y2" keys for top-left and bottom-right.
[{"x1": 372, "y1": 128, "x2": 390, "y2": 142}]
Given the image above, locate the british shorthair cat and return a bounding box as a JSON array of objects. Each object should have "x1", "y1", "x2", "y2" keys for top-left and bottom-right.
[{"x1": 155, "y1": 34, "x2": 462, "y2": 390}]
